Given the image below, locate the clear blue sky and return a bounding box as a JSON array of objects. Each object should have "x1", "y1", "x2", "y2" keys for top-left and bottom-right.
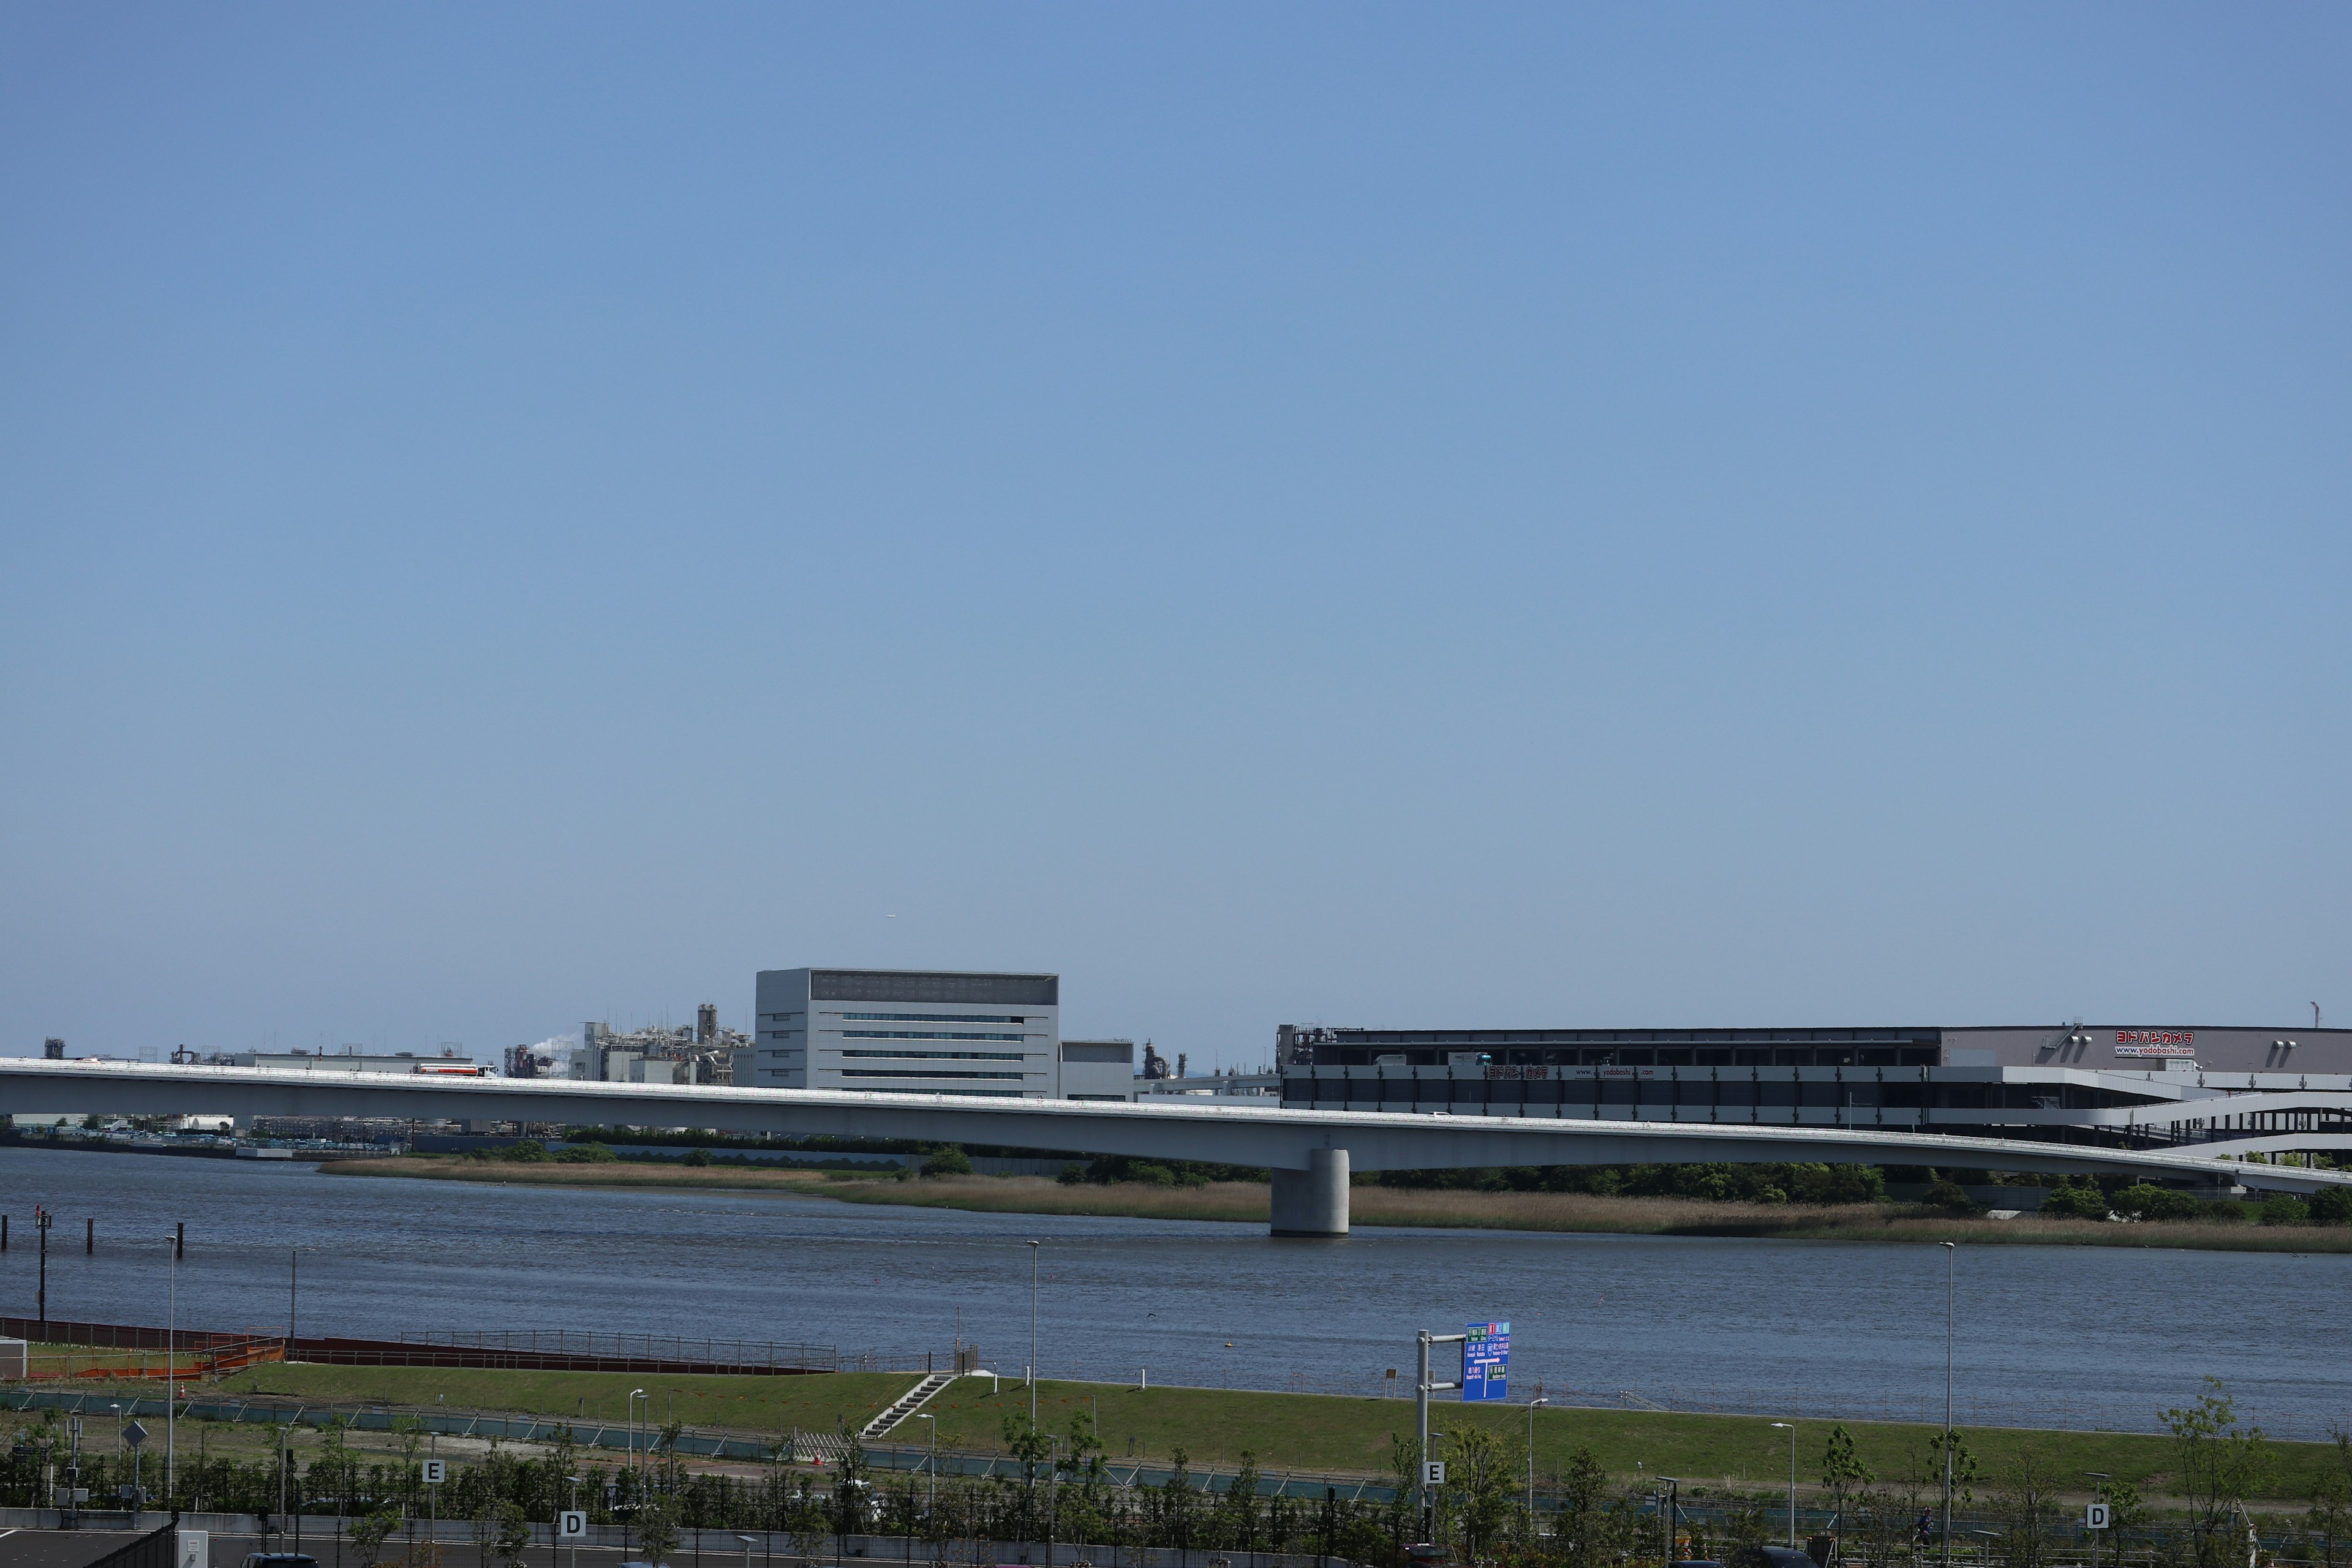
[{"x1": 4, "y1": 6, "x2": 2346, "y2": 1065}]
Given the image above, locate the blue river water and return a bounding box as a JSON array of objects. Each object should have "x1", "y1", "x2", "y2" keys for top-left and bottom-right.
[{"x1": 1, "y1": 1147, "x2": 2345, "y2": 1441}]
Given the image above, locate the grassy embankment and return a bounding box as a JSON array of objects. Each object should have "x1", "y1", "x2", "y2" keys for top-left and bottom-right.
[
  {"x1": 170, "y1": 1362, "x2": 2340, "y2": 1504},
  {"x1": 320, "y1": 1158, "x2": 2352, "y2": 1251}
]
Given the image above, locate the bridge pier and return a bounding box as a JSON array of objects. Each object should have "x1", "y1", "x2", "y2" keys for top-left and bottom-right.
[{"x1": 1270, "y1": 1148, "x2": 1349, "y2": 1237}]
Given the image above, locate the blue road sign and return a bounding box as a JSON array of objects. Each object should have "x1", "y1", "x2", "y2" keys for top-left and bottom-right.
[{"x1": 1463, "y1": 1321, "x2": 1509, "y2": 1401}]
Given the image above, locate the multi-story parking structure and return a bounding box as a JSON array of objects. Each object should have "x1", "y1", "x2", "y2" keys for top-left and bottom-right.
[{"x1": 1276, "y1": 1022, "x2": 2352, "y2": 1163}]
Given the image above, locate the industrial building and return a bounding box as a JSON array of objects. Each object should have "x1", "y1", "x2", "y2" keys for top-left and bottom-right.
[
  {"x1": 752, "y1": 968, "x2": 1064, "y2": 1097},
  {"x1": 1276, "y1": 1022, "x2": 2352, "y2": 1159},
  {"x1": 560, "y1": 1004, "x2": 750, "y2": 1085}
]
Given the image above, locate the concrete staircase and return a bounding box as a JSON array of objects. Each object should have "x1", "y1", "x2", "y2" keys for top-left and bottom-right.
[{"x1": 859, "y1": 1370, "x2": 960, "y2": 1440}]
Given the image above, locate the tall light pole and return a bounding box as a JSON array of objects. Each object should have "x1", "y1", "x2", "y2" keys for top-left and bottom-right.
[
  {"x1": 1942, "y1": 1242, "x2": 1957, "y2": 1568},
  {"x1": 1526, "y1": 1398, "x2": 1548, "y2": 1526},
  {"x1": 916, "y1": 1414, "x2": 938, "y2": 1518},
  {"x1": 630, "y1": 1390, "x2": 648, "y2": 1478},
  {"x1": 162, "y1": 1234, "x2": 178, "y2": 1507},
  {"x1": 1770, "y1": 1423, "x2": 1796, "y2": 1547},
  {"x1": 1659, "y1": 1477, "x2": 1681, "y2": 1566},
  {"x1": 1028, "y1": 1240, "x2": 1041, "y2": 1431}
]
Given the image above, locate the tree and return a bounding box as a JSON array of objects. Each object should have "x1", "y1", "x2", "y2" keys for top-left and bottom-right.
[
  {"x1": 1991, "y1": 1446, "x2": 2064, "y2": 1568},
  {"x1": 2308, "y1": 1429, "x2": 2352, "y2": 1568},
  {"x1": 1822, "y1": 1425, "x2": 1875, "y2": 1524},
  {"x1": 2163, "y1": 1379, "x2": 2271, "y2": 1568},
  {"x1": 1152, "y1": 1447, "x2": 1201, "y2": 1567},
  {"x1": 1218, "y1": 1451, "x2": 1263, "y2": 1553},
  {"x1": 1926, "y1": 1430, "x2": 1981, "y2": 1509},
  {"x1": 490, "y1": 1501, "x2": 532, "y2": 1568},
  {"x1": 350, "y1": 1509, "x2": 402, "y2": 1567},
  {"x1": 921, "y1": 1147, "x2": 974, "y2": 1177},
  {"x1": 1438, "y1": 1424, "x2": 1517, "y2": 1562},
  {"x1": 635, "y1": 1498, "x2": 679, "y2": 1567},
  {"x1": 1553, "y1": 1446, "x2": 1612, "y2": 1568}
]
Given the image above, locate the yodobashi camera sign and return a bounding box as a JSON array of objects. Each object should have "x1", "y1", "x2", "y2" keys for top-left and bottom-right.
[{"x1": 1463, "y1": 1322, "x2": 1509, "y2": 1401}]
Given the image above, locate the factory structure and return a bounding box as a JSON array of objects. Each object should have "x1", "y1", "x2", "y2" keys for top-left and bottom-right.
[{"x1": 1275, "y1": 1020, "x2": 2352, "y2": 1159}]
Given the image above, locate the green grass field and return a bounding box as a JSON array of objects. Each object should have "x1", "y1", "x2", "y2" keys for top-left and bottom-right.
[{"x1": 200, "y1": 1362, "x2": 2342, "y2": 1503}]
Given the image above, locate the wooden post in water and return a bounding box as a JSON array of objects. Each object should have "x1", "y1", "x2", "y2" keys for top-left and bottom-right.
[
  {"x1": 85, "y1": 1217, "x2": 94, "y2": 1254},
  {"x1": 2, "y1": 1213, "x2": 8, "y2": 1251},
  {"x1": 174, "y1": 1223, "x2": 184, "y2": 1260}
]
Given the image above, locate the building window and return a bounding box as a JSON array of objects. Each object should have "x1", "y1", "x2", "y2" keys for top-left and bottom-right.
[
  {"x1": 838, "y1": 1068, "x2": 1029, "y2": 1080},
  {"x1": 839, "y1": 1030, "x2": 1029, "y2": 1042},
  {"x1": 839, "y1": 1049, "x2": 1026, "y2": 1061},
  {"x1": 837, "y1": 1013, "x2": 1028, "y2": 1023}
]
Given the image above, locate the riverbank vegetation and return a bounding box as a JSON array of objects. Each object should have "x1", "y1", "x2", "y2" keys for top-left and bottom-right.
[{"x1": 320, "y1": 1154, "x2": 2352, "y2": 1251}]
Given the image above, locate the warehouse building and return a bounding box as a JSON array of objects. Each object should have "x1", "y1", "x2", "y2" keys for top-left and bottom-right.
[{"x1": 1276, "y1": 1022, "x2": 2352, "y2": 1159}]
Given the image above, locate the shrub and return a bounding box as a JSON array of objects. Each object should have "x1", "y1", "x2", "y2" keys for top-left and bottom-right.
[
  {"x1": 2259, "y1": 1193, "x2": 2309, "y2": 1227},
  {"x1": 2037, "y1": 1182, "x2": 2109, "y2": 1221},
  {"x1": 1920, "y1": 1178, "x2": 1978, "y2": 1213},
  {"x1": 2204, "y1": 1200, "x2": 2248, "y2": 1224},
  {"x1": 2113, "y1": 1182, "x2": 2204, "y2": 1222},
  {"x1": 1057, "y1": 1163, "x2": 1087, "y2": 1185},
  {"x1": 2308, "y1": 1186, "x2": 2352, "y2": 1226},
  {"x1": 682, "y1": 1147, "x2": 712, "y2": 1167},
  {"x1": 919, "y1": 1147, "x2": 973, "y2": 1177},
  {"x1": 552, "y1": 1142, "x2": 617, "y2": 1164},
  {"x1": 503, "y1": 1139, "x2": 549, "y2": 1163}
]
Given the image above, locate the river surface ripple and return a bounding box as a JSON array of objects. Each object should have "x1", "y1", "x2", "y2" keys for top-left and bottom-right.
[{"x1": 0, "y1": 1148, "x2": 2343, "y2": 1440}]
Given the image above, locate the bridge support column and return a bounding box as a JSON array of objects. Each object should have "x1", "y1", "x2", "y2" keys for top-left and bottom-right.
[{"x1": 1270, "y1": 1148, "x2": 1349, "y2": 1237}]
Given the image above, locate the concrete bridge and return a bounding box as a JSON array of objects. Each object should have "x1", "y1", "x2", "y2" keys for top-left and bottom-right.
[{"x1": 2, "y1": 1059, "x2": 2341, "y2": 1236}]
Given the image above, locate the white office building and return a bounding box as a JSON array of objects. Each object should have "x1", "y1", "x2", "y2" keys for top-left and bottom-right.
[{"x1": 752, "y1": 968, "x2": 1061, "y2": 1098}]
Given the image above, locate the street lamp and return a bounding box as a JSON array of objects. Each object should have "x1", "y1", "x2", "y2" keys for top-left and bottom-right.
[
  {"x1": 630, "y1": 1389, "x2": 649, "y2": 1477},
  {"x1": 1770, "y1": 1424, "x2": 1796, "y2": 1547},
  {"x1": 1526, "y1": 1398, "x2": 1548, "y2": 1525},
  {"x1": 1028, "y1": 1240, "x2": 1041, "y2": 1431},
  {"x1": 1659, "y1": 1477, "x2": 1681, "y2": 1566},
  {"x1": 1942, "y1": 1242, "x2": 1957, "y2": 1568},
  {"x1": 916, "y1": 1414, "x2": 938, "y2": 1516}
]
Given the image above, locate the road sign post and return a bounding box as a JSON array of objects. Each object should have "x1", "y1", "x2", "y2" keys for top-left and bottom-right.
[
  {"x1": 1463, "y1": 1322, "x2": 1510, "y2": 1401},
  {"x1": 1414, "y1": 1319, "x2": 1506, "y2": 1547},
  {"x1": 2086, "y1": 1504, "x2": 2111, "y2": 1530}
]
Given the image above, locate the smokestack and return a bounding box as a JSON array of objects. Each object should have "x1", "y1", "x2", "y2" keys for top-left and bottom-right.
[{"x1": 697, "y1": 1003, "x2": 718, "y2": 1044}]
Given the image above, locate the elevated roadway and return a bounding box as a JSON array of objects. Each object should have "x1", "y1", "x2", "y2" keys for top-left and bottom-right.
[{"x1": 2, "y1": 1059, "x2": 2340, "y2": 1235}]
